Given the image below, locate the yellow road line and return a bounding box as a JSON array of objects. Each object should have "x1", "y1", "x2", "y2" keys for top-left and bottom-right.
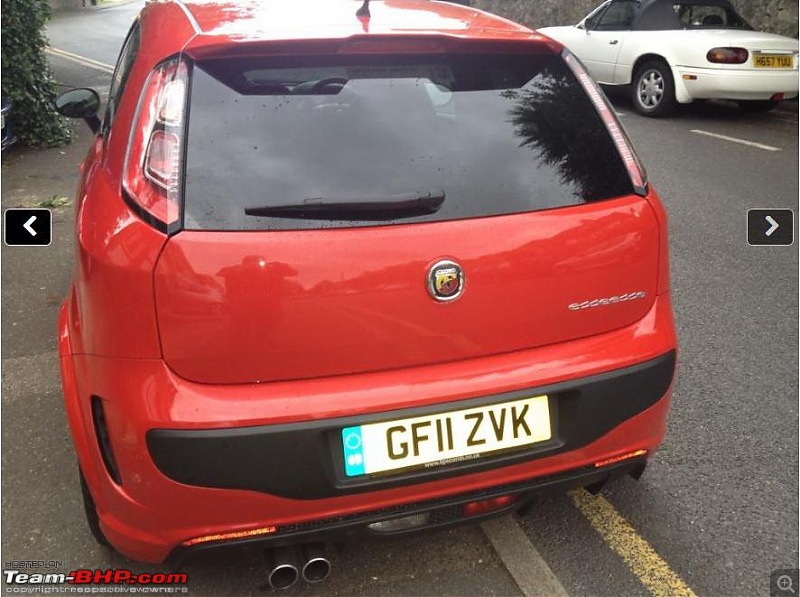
[
  {"x1": 570, "y1": 489, "x2": 697, "y2": 597},
  {"x1": 46, "y1": 47, "x2": 115, "y2": 74}
]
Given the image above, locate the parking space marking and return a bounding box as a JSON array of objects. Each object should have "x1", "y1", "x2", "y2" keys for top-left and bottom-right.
[
  {"x1": 690, "y1": 129, "x2": 781, "y2": 151},
  {"x1": 481, "y1": 515, "x2": 569, "y2": 597},
  {"x1": 767, "y1": 115, "x2": 799, "y2": 124},
  {"x1": 571, "y1": 489, "x2": 696, "y2": 597},
  {"x1": 46, "y1": 47, "x2": 114, "y2": 74}
]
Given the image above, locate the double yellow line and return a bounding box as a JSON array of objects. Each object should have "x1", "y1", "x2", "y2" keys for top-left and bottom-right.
[
  {"x1": 46, "y1": 47, "x2": 114, "y2": 75},
  {"x1": 571, "y1": 489, "x2": 697, "y2": 597}
]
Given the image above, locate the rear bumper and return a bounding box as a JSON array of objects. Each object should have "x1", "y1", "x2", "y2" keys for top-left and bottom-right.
[
  {"x1": 168, "y1": 454, "x2": 647, "y2": 566},
  {"x1": 147, "y1": 352, "x2": 673, "y2": 499},
  {"x1": 674, "y1": 65, "x2": 799, "y2": 101},
  {"x1": 59, "y1": 293, "x2": 676, "y2": 564}
]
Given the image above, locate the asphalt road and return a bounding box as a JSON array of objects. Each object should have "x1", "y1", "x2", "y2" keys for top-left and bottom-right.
[{"x1": 1, "y1": 2, "x2": 797, "y2": 596}]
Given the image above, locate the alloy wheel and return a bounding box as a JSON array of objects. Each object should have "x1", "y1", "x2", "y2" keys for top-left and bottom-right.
[{"x1": 637, "y1": 70, "x2": 664, "y2": 109}]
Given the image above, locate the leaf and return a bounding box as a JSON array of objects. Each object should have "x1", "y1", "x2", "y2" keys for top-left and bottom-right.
[{"x1": 37, "y1": 195, "x2": 70, "y2": 208}]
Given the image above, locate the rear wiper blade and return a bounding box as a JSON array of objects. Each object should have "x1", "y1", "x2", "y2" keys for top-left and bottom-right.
[{"x1": 244, "y1": 191, "x2": 446, "y2": 221}]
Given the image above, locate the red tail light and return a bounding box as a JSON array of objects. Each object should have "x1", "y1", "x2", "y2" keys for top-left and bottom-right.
[
  {"x1": 122, "y1": 57, "x2": 188, "y2": 231},
  {"x1": 182, "y1": 524, "x2": 278, "y2": 547},
  {"x1": 563, "y1": 50, "x2": 647, "y2": 195},
  {"x1": 462, "y1": 495, "x2": 519, "y2": 517},
  {"x1": 706, "y1": 47, "x2": 748, "y2": 64},
  {"x1": 594, "y1": 449, "x2": 648, "y2": 468}
]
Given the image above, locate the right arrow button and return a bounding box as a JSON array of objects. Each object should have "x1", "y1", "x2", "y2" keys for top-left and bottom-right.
[
  {"x1": 748, "y1": 209, "x2": 794, "y2": 246},
  {"x1": 765, "y1": 215, "x2": 779, "y2": 237}
]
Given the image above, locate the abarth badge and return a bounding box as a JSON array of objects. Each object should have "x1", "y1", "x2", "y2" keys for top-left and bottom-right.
[{"x1": 428, "y1": 260, "x2": 464, "y2": 302}]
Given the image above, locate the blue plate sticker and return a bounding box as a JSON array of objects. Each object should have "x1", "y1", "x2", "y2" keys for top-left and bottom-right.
[{"x1": 341, "y1": 426, "x2": 365, "y2": 477}]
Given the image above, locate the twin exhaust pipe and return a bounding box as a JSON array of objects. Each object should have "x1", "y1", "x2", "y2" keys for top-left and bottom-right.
[{"x1": 265, "y1": 543, "x2": 331, "y2": 589}]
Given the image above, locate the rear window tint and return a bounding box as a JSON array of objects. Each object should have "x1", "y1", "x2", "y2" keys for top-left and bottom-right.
[{"x1": 183, "y1": 53, "x2": 633, "y2": 231}]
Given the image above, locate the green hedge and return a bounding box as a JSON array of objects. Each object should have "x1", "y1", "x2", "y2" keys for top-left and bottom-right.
[{"x1": 1, "y1": 0, "x2": 72, "y2": 148}]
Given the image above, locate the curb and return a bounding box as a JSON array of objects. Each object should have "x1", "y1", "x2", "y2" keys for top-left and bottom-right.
[
  {"x1": 52, "y1": 0, "x2": 139, "y2": 12},
  {"x1": 91, "y1": 0, "x2": 141, "y2": 11}
]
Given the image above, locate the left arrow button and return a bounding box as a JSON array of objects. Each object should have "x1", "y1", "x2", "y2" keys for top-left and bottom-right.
[
  {"x1": 4, "y1": 208, "x2": 52, "y2": 246},
  {"x1": 23, "y1": 216, "x2": 37, "y2": 236}
]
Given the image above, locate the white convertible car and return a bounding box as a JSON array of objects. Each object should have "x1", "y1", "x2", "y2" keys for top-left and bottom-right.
[{"x1": 539, "y1": 0, "x2": 799, "y2": 116}]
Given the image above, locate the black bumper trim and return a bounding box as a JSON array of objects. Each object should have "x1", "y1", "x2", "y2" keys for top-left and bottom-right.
[
  {"x1": 166, "y1": 456, "x2": 647, "y2": 566},
  {"x1": 148, "y1": 351, "x2": 674, "y2": 499}
]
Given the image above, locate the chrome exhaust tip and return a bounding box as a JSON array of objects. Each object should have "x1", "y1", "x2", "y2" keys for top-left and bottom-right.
[
  {"x1": 301, "y1": 543, "x2": 331, "y2": 583},
  {"x1": 265, "y1": 546, "x2": 300, "y2": 590}
]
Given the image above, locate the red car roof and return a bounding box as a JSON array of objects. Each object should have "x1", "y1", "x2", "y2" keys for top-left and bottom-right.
[{"x1": 177, "y1": 0, "x2": 537, "y2": 41}]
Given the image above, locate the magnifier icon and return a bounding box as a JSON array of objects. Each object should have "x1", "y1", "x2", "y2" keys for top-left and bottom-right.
[{"x1": 778, "y1": 575, "x2": 795, "y2": 594}]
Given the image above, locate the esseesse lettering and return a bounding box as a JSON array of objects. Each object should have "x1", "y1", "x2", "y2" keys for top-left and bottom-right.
[{"x1": 568, "y1": 290, "x2": 647, "y2": 311}]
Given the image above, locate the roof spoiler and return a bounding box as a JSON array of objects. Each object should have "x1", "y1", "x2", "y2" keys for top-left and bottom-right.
[{"x1": 183, "y1": 33, "x2": 562, "y2": 61}]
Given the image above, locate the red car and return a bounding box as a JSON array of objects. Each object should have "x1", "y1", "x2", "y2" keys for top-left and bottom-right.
[{"x1": 55, "y1": 0, "x2": 676, "y2": 588}]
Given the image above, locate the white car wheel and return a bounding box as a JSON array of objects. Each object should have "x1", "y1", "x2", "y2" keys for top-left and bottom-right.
[{"x1": 632, "y1": 61, "x2": 676, "y2": 117}]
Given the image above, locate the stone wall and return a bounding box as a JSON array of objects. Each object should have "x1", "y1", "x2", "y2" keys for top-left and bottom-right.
[
  {"x1": 49, "y1": 0, "x2": 87, "y2": 9},
  {"x1": 470, "y1": 0, "x2": 798, "y2": 38}
]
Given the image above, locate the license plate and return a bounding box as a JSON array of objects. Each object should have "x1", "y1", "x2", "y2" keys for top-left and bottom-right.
[
  {"x1": 341, "y1": 395, "x2": 551, "y2": 477},
  {"x1": 753, "y1": 54, "x2": 794, "y2": 68}
]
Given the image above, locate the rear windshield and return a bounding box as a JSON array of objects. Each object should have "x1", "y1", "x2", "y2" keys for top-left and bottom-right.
[{"x1": 183, "y1": 53, "x2": 633, "y2": 231}]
